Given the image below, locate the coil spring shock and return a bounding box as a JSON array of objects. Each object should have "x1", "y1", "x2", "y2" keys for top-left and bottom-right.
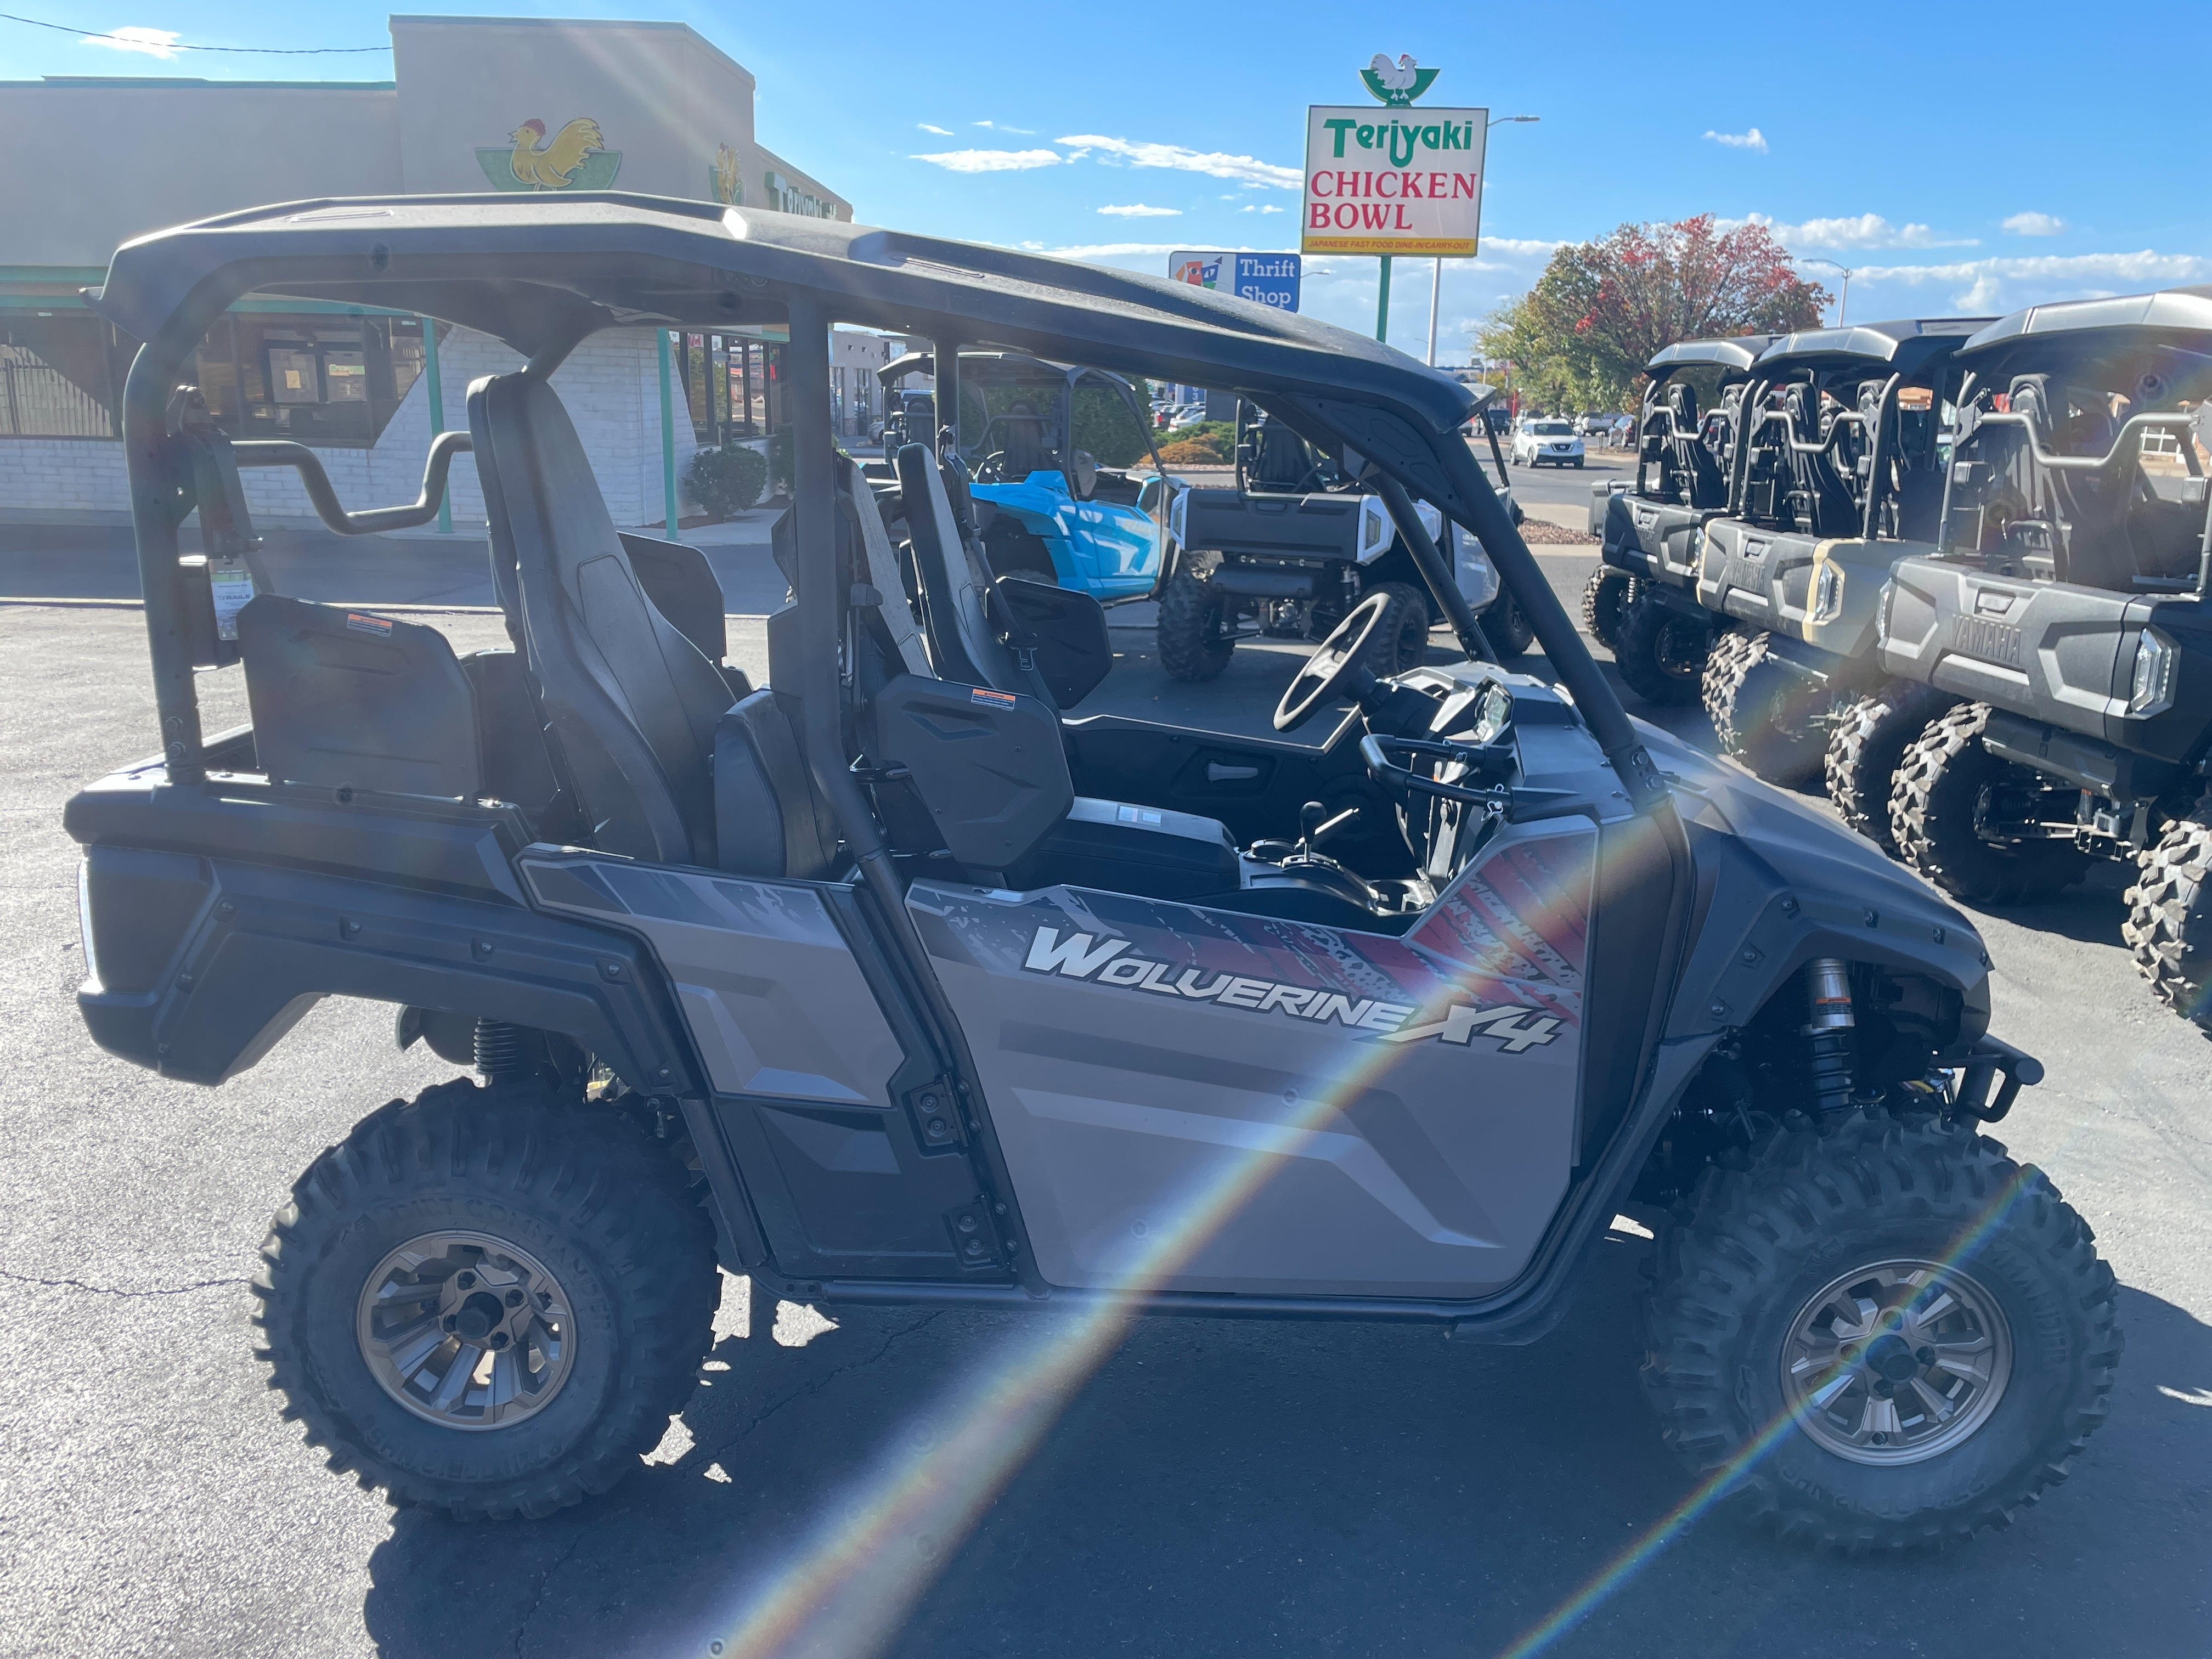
[
  {"x1": 1803, "y1": 958, "x2": 1857, "y2": 1118},
  {"x1": 472, "y1": 1018, "x2": 529, "y2": 1079}
]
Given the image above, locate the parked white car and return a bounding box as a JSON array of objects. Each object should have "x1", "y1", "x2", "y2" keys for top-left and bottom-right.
[{"x1": 1512, "y1": 419, "x2": 1586, "y2": 468}]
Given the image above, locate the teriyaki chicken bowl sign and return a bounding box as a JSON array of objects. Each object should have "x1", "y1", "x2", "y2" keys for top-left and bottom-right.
[{"x1": 1302, "y1": 59, "x2": 1486, "y2": 257}]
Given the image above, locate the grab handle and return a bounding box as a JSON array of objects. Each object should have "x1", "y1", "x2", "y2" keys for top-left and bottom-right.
[{"x1": 230, "y1": 430, "x2": 472, "y2": 535}]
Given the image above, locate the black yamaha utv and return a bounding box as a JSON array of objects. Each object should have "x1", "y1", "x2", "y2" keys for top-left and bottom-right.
[
  {"x1": 1871, "y1": 289, "x2": 2212, "y2": 1022},
  {"x1": 1587, "y1": 335, "x2": 1780, "y2": 703},
  {"x1": 1155, "y1": 394, "x2": 1536, "y2": 682},
  {"x1": 66, "y1": 194, "x2": 2113, "y2": 1548},
  {"x1": 1686, "y1": 319, "x2": 1985, "y2": 789}
]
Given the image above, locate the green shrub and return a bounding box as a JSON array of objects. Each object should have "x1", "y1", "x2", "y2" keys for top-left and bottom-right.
[
  {"x1": 1155, "y1": 421, "x2": 1237, "y2": 465},
  {"x1": 684, "y1": 444, "x2": 769, "y2": 518}
]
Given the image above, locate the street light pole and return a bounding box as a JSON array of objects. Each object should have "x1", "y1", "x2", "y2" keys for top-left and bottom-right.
[
  {"x1": 1803, "y1": 256, "x2": 1855, "y2": 326},
  {"x1": 1425, "y1": 115, "x2": 1539, "y2": 366}
]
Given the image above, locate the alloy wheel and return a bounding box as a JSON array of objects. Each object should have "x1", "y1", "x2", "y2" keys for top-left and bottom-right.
[{"x1": 355, "y1": 1229, "x2": 577, "y2": 1431}]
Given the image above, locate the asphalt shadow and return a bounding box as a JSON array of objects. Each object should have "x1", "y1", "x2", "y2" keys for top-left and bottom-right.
[{"x1": 357, "y1": 1256, "x2": 2211, "y2": 1659}]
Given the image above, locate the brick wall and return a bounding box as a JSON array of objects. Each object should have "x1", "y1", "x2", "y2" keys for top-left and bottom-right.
[{"x1": 0, "y1": 325, "x2": 701, "y2": 531}]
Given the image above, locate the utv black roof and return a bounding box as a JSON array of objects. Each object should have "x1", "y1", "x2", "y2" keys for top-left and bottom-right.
[
  {"x1": 1751, "y1": 317, "x2": 1991, "y2": 380},
  {"x1": 1644, "y1": 335, "x2": 1784, "y2": 376},
  {"x1": 91, "y1": 192, "x2": 1476, "y2": 436},
  {"x1": 1954, "y1": 286, "x2": 2212, "y2": 391}
]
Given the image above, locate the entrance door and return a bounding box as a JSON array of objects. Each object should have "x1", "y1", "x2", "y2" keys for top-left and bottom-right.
[{"x1": 909, "y1": 822, "x2": 1596, "y2": 1299}]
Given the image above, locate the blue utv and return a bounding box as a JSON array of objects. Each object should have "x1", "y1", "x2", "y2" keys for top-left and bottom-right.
[{"x1": 874, "y1": 349, "x2": 1175, "y2": 603}]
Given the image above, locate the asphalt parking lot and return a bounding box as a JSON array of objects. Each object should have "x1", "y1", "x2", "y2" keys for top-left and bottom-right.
[{"x1": 2, "y1": 533, "x2": 2208, "y2": 1658}]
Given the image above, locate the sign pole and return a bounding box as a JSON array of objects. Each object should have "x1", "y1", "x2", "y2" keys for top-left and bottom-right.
[
  {"x1": 1375, "y1": 255, "x2": 1392, "y2": 343},
  {"x1": 1425, "y1": 256, "x2": 1443, "y2": 366}
]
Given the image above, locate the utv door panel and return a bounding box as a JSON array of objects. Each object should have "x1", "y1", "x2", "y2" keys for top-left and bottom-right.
[
  {"x1": 523, "y1": 854, "x2": 994, "y2": 1280},
  {"x1": 909, "y1": 823, "x2": 1594, "y2": 1298},
  {"x1": 526, "y1": 857, "x2": 906, "y2": 1104}
]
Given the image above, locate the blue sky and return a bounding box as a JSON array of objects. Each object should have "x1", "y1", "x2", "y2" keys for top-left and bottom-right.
[{"x1": 8, "y1": 2, "x2": 2209, "y2": 358}]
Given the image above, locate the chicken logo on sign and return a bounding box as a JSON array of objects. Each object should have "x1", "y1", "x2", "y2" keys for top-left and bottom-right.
[
  {"x1": 474, "y1": 117, "x2": 624, "y2": 191},
  {"x1": 1361, "y1": 53, "x2": 1440, "y2": 106}
]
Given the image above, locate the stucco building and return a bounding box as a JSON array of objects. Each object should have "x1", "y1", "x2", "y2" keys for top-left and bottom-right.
[{"x1": 0, "y1": 14, "x2": 862, "y2": 529}]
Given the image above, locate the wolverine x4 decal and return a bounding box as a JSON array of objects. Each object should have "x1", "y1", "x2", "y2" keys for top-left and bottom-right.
[{"x1": 1021, "y1": 926, "x2": 1565, "y2": 1053}]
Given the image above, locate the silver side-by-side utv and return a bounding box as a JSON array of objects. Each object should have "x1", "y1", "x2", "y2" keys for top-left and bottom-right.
[{"x1": 65, "y1": 194, "x2": 2114, "y2": 1548}]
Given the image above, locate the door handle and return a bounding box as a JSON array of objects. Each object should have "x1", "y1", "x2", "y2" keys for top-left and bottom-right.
[{"x1": 1206, "y1": 762, "x2": 1261, "y2": 782}]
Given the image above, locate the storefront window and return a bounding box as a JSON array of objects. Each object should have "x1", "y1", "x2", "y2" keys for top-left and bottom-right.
[
  {"x1": 0, "y1": 315, "x2": 131, "y2": 439},
  {"x1": 196, "y1": 313, "x2": 426, "y2": 449},
  {"x1": 678, "y1": 333, "x2": 781, "y2": 444}
]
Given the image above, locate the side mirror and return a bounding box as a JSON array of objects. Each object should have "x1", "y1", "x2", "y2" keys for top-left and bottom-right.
[{"x1": 1070, "y1": 449, "x2": 1098, "y2": 500}]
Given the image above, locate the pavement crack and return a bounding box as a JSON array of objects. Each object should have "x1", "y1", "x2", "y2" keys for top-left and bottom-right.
[
  {"x1": 707, "y1": 1311, "x2": 944, "y2": 1457},
  {"x1": 511, "y1": 1534, "x2": 586, "y2": 1658},
  {"x1": 0, "y1": 1265, "x2": 250, "y2": 1298}
]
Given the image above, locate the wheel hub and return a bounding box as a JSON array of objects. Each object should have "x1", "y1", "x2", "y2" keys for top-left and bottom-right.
[
  {"x1": 356, "y1": 1230, "x2": 577, "y2": 1431},
  {"x1": 1780, "y1": 1258, "x2": 2013, "y2": 1465}
]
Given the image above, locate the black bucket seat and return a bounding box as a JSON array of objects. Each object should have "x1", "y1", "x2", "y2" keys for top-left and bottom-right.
[{"x1": 469, "y1": 371, "x2": 733, "y2": 866}]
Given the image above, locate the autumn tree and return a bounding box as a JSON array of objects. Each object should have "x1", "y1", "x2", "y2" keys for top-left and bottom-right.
[{"x1": 1480, "y1": 215, "x2": 1829, "y2": 413}]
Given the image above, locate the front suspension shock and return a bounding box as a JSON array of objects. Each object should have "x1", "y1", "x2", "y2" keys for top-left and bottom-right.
[{"x1": 1803, "y1": 957, "x2": 1857, "y2": 1118}]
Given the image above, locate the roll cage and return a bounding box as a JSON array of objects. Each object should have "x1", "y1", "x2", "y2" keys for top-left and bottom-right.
[
  {"x1": 1932, "y1": 290, "x2": 2212, "y2": 592},
  {"x1": 1728, "y1": 318, "x2": 1989, "y2": 543},
  {"x1": 1632, "y1": 335, "x2": 1781, "y2": 510},
  {"x1": 92, "y1": 191, "x2": 1669, "y2": 818}
]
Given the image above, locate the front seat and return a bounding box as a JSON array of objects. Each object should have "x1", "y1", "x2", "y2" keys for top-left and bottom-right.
[{"x1": 468, "y1": 371, "x2": 733, "y2": 866}]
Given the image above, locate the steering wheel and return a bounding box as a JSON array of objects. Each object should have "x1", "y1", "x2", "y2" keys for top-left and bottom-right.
[{"x1": 1273, "y1": 589, "x2": 1390, "y2": 732}]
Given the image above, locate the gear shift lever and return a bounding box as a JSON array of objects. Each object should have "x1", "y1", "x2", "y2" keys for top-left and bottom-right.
[{"x1": 1294, "y1": 799, "x2": 1361, "y2": 860}]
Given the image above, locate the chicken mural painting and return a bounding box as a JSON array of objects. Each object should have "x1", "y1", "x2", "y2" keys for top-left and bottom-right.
[
  {"x1": 475, "y1": 117, "x2": 623, "y2": 191},
  {"x1": 710, "y1": 143, "x2": 743, "y2": 207}
]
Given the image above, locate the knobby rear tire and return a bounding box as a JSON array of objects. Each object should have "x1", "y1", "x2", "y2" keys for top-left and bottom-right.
[
  {"x1": 1612, "y1": 593, "x2": 1711, "y2": 706},
  {"x1": 1361, "y1": 580, "x2": 1432, "y2": 676},
  {"x1": 1703, "y1": 630, "x2": 1829, "y2": 787},
  {"x1": 1826, "y1": 683, "x2": 1957, "y2": 856},
  {"x1": 1156, "y1": 569, "x2": 1235, "y2": 682},
  {"x1": 1890, "y1": 702, "x2": 2089, "y2": 904},
  {"x1": 1580, "y1": 568, "x2": 1632, "y2": 654},
  {"x1": 2124, "y1": 816, "x2": 2212, "y2": 1031},
  {"x1": 253, "y1": 1078, "x2": 720, "y2": 1520}
]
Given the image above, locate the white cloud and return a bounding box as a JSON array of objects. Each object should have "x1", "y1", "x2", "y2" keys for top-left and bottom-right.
[
  {"x1": 974, "y1": 120, "x2": 1036, "y2": 134},
  {"x1": 1239, "y1": 204, "x2": 1285, "y2": 214},
  {"x1": 1744, "y1": 211, "x2": 1977, "y2": 251},
  {"x1": 911, "y1": 148, "x2": 1062, "y2": 173},
  {"x1": 1098, "y1": 203, "x2": 1181, "y2": 217},
  {"x1": 1704, "y1": 127, "x2": 1768, "y2": 153},
  {"x1": 83, "y1": 25, "x2": 180, "y2": 57},
  {"x1": 1057, "y1": 134, "x2": 1301, "y2": 190},
  {"x1": 1475, "y1": 236, "x2": 1562, "y2": 258},
  {"x1": 916, "y1": 122, "x2": 953, "y2": 136},
  {"x1": 2002, "y1": 211, "x2": 2067, "y2": 237},
  {"x1": 1849, "y1": 250, "x2": 2212, "y2": 314}
]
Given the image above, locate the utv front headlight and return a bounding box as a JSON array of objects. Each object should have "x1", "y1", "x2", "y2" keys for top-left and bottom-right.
[
  {"x1": 2130, "y1": 627, "x2": 2176, "y2": 718},
  {"x1": 1813, "y1": 560, "x2": 1844, "y2": 622}
]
